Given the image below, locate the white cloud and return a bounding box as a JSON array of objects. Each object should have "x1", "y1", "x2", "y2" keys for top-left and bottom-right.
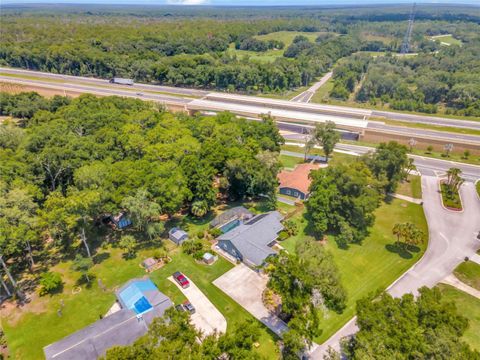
[{"x1": 166, "y1": 0, "x2": 209, "y2": 4}]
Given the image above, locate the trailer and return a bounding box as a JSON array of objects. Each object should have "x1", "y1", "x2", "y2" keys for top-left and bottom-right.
[{"x1": 109, "y1": 77, "x2": 134, "y2": 86}]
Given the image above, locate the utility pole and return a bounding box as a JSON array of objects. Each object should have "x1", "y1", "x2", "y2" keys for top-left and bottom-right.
[{"x1": 400, "y1": 3, "x2": 416, "y2": 54}]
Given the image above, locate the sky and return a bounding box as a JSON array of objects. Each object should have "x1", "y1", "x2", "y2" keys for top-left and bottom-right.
[{"x1": 2, "y1": 0, "x2": 479, "y2": 5}]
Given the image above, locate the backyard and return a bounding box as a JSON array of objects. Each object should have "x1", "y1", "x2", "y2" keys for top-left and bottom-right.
[
  {"x1": 2, "y1": 217, "x2": 280, "y2": 360},
  {"x1": 279, "y1": 198, "x2": 428, "y2": 343}
]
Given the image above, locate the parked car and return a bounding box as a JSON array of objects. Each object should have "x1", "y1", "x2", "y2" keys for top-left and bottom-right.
[
  {"x1": 173, "y1": 271, "x2": 190, "y2": 288},
  {"x1": 183, "y1": 300, "x2": 195, "y2": 314},
  {"x1": 175, "y1": 304, "x2": 186, "y2": 312}
]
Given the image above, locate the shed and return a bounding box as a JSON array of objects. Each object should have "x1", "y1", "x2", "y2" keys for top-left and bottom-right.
[
  {"x1": 141, "y1": 258, "x2": 157, "y2": 272},
  {"x1": 202, "y1": 252, "x2": 216, "y2": 265},
  {"x1": 112, "y1": 212, "x2": 132, "y2": 230},
  {"x1": 168, "y1": 228, "x2": 188, "y2": 245}
]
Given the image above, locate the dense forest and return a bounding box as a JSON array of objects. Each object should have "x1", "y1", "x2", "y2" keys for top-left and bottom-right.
[
  {"x1": 1, "y1": 4, "x2": 479, "y2": 115},
  {"x1": 0, "y1": 92, "x2": 283, "y2": 278}
]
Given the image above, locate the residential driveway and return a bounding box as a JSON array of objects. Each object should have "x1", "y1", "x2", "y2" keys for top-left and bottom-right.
[
  {"x1": 213, "y1": 264, "x2": 288, "y2": 337},
  {"x1": 309, "y1": 175, "x2": 480, "y2": 359},
  {"x1": 168, "y1": 276, "x2": 226, "y2": 336}
]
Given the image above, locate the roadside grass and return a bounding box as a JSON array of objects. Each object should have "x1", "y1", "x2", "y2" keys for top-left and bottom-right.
[
  {"x1": 310, "y1": 77, "x2": 334, "y2": 103},
  {"x1": 437, "y1": 284, "x2": 480, "y2": 351},
  {"x1": 454, "y1": 261, "x2": 480, "y2": 291},
  {"x1": 381, "y1": 118, "x2": 480, "y2": 137},
  {"x1": 476, "y1": 181, "x2": 480, "y2": 198},
  {"x1": 440, "y1": 182, "x2": 462, "y2": 210},
  {"x1": 257, "y1": 85, "x2": 309, "y2": 100},
  {"x1": 279, "y1": 154, "x2": 305, "y2": 169},
  {"x1": 279, "y1": 199, "x2": 428, "y2": 343},
  {"x1": 396, "y1": 175, "x2": 422, "y2": 199},
  {"x1": 3, "y1": 218, "x2": 280, "y2": 359}
]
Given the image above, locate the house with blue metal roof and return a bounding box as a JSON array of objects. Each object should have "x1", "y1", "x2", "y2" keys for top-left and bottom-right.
[{"x1": 44, "y1": 278, "x2": 172, "y2": 360}]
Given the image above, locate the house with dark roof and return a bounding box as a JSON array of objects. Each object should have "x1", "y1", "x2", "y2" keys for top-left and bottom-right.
[
  {"x1": 43, "y1": 278, "x2": 172, "y2": 360},
  {"x1": 216, "y1": 211, "x2": 283, "y2": 267},
  {"x1": 278, "y1": 163, "x2": 321, "y2": 200},
  {"x1": 210, "y1": 206, "x2": 253, "y2": 229}
]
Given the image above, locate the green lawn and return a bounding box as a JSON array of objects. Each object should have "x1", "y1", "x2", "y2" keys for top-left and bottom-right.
[
  {"x1": 227, "y1": 31, "x2": 325, "y2": 63},
  {"x1": 454, "y1": 261, "x2": 480, "y2": 291},
  {"x1": 279, "y1": 154, "x2": 305, "y2": 169},
  {"x1": 396, "y1": 175, "x2": 422, "y2": 199},
  {"x1": 280, "y1": 199, "x2": 428, "y2": 343},
  {"x1": 4, "y1": 243, "x2": 279, "y2": 359},
  {"x1": 440, "y1": 183, "x2": 462, "y2": 210},
  {"x1": 437, "y1": 284, "x2": 480, "y2": 351},
  {"x1": 310, "y1": 77, "x2": 334, "y2": 103},
  {"x1": 430, "y1": 34, "x2": 463, "y2": 46}
]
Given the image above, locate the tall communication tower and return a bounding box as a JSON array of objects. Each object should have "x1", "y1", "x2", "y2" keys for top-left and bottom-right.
[{"x1": 400, "y1": 3, "x2": 416, "y2": 54}]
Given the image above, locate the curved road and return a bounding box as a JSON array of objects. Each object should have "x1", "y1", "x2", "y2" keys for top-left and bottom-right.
[{"x1": 310, "y1": 177, "x2": 480, "y2": 358}]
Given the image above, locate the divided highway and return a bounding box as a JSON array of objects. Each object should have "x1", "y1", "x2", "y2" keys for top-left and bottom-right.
[{"x1": 2, "y1": 67, "x2": 480, "y2": 148}]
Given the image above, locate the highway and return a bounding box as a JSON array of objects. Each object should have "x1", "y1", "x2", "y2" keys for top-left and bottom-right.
[{"x1": 2, "y1": 67, "x2": 480, "y2": 148}]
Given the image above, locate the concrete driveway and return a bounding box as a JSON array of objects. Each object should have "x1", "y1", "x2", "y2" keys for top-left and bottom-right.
[
  {"x1": 168, "y1": 276, "x2": 226, "y2": 336},
  {"x1": 309, "y1": 176, "x2": 480, "y2": 358},
  {"x1": 213, "y1": 264, "x2": 288, "y2": 337}
]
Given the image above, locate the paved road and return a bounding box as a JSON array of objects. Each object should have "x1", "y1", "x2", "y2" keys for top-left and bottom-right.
[
  {"x1": 280, "y1": 143, "x2": 480, "y2": 182},
  {"x1": 310, "y1": 177, "x2": 480, "y2": 358},
  {"x1": 442, "y1": 274, "x2": 480, "y2": 300},
  {"x1": 372, "y1": 110, "x2": 480, "y2": 131},
  {"x1": 291, "y1": 72, "x2": 333, "y2": 103},
  {"x1": 3, "y1": 67, "x2": 480, "y2": 132},
  {"x1": 0, "y1": 67, "x2": 208, "y2": 97}
]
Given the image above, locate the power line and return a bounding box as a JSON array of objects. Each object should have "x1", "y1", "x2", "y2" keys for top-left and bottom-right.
[{"x1": 400, "y1": 3, "x2": 416, "y2": 54}]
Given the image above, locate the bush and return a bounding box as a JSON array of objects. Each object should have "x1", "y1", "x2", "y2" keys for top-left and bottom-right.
[
  {"x1": 197, "y1": 230, "x2": 205, "y2": 239},
  {"x1": 278, "y1": 231, "x2": 289, "y2": 241},
  {"x1": 182, "y1": 240, "x2": 208, "y2": 260},
  {"x1": 283, "y1": 219, "x2": 298, "y2": 236},
  {"x1": 39, "y1": 272, "x2": 63, "y2": 296},
  {"x1": 208, "y1": 228, "x2": 222, "y2": 238}
]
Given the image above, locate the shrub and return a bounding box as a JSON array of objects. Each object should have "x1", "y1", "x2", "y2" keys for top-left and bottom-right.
[
  {"x1": 278, "y1": 231, "x2": 289, "y2": 241},
  {"x1": 197, "y1": 230, "x2": 205, "y2": 239},
  {"x1": 283, "y1": 219, "x2": 298, "y2": 236},
  {"x1": 39, "y1": 272, "x2": 63, "y2": 296},
  {"x1": 208, "y1": 228, "x2": 222, "y2": 238}
]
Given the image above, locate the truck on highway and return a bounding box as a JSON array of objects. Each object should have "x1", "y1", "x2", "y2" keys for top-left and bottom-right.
[{"x1": 109, "y1": 77, "x2": 134, "y2": 86}]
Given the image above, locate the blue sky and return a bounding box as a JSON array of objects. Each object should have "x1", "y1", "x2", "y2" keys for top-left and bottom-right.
[{"x1": 3, "y1": 0, "x2": 479, "y2": 5}]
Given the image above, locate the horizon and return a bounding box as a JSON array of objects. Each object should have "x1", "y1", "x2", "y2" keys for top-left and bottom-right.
[{"x1": 2, "y1": 1, "x2": 479, "y2": 7}]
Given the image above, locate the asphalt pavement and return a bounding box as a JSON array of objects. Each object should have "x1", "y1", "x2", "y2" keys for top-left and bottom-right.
[{"x1": 291, "y1": 71, "x2": 333, "y2": 103}]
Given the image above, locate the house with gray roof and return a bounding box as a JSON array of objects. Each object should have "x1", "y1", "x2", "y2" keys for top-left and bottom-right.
[
  {"x1": 44, "y1": 278, "x2": 172, "y2": 360},
  {"x1": 216, "y1": 211, "x2": 283, "y2": 267}
]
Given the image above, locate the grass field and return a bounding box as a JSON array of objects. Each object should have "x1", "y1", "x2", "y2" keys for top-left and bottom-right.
[
  {"x1": 437, "y1": 284, "x2": 480, "y2": 351},
  {"x1": 3, "y1": 236, "x2": 280, "y2": 360},
  {"x1": 454, "y1": 261, "x2": 480, "y2": 291},
  {"x1": 430, "y1": 34, "x2": 463, "y2": 46},
  {"x1": 396, "y1": 175, "x2": 422, "y2": 199},
  {"x1": 279, "y1": 154, "x2": 305, "y2": 169},
  {"x1": 440, "y1": 183, "x2": 462, "y2": 210},
  {"x1": 279, "y1": 199, "x2": 428, "y2": 343},
  {"x1": 227, "y1": 31, "x2": 324, "y2": 63}
]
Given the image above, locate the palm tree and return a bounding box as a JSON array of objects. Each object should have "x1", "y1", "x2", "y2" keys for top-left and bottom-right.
[
  {"x1": 446, "y1": 168, "x2": 463, "y2": 192},
  {"x1": 392, "y1": 223, "x2": 406, "y2": 246},
  {"x1": 191, "y1": 200, "x2": 209, "y2": 218}
]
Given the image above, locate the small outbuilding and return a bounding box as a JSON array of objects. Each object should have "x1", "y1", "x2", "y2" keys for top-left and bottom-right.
[
  {"x1": 202, "y1": 252, "x2": 217, "y2": 265},
  {"x1": 141, "y1": 258, "x2": 157, "y2": 272},
  {"x1": 112, "y1": 212, "x2": 132, "y2": 230},
  {"x1": 168, "y1": 228, "x2": 188, "y2": 245}
]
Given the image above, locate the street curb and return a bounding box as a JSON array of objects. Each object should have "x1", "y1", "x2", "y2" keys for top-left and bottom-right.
[{"x1": 437, "y1": 178, "x2": 464, "y2": 213}]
